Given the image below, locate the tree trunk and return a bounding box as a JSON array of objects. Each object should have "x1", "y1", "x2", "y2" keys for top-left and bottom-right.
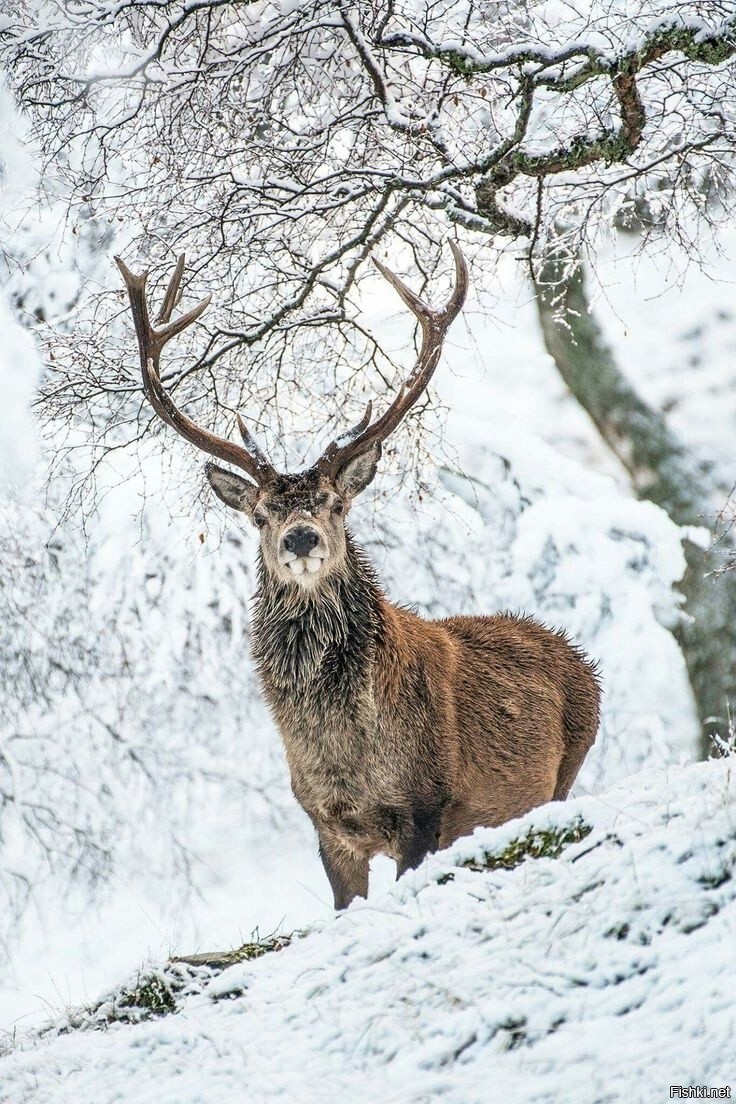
[{"x1": 533, "y1": 250, "x2": 735, "y2": 757}]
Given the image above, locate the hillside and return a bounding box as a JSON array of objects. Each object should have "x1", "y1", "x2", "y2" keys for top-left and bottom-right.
[{"x1": 3, "y1": 757, "x2": 735, "y2": 1104}]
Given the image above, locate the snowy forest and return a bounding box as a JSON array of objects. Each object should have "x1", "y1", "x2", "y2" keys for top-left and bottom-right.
[{"x1": 1, "y1": 0, "x2": 736, "y2": 1100}]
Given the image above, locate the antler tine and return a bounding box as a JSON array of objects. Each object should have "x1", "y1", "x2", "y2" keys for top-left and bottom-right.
[
  {"x1": 236, "y1": 412, "x2": 273, "y2": 471},
  {"x1": 318, "y1": 242, "x2": 468, "y2": 475},
  {"x1": 319, "y1": 401, "x2": 374, "y2": 469},
  {"x1": 115, "y1": 254, "x2": 276, "y2": 485},
  {"x1": 155, "y1": 252, "x2": 185, "y2": 325}
]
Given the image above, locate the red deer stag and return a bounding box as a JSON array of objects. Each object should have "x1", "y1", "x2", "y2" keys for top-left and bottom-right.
[{"x1": 116, "y1": 247, "x2": 600, "y2": 909}]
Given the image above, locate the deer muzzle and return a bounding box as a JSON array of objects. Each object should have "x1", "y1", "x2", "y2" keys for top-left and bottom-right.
[{"x1": 280, "y1": 525, "x2": 327, "y2": 578}]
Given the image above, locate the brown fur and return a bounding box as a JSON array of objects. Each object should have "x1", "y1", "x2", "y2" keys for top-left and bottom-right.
[{"x1": 206, "y1": 461, "x2": 601, "y2": 909}]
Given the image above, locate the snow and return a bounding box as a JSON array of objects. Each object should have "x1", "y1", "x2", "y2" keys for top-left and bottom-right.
[
  {"x1": 0, "y1": 294, "x2": 40, "y2": 483},
  {"x1": 3, "y1": 13, "x2": 736, "y2": 1096},
  {"x1": 2, "y1": 757, "x2": 735, "y2": 1102},
  {"x1": 0, "y1": 233, "x2": 708, "y2": 1051},
  {"x1": 0, "y1": 89, "x2": 41, "y2": 484},
  {"x1": 590, "y1": 231, "x2": 736, "y2": 492}
]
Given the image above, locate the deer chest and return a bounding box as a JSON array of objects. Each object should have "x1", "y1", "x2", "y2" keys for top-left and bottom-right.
[
  {"x1": 283, "y1": 720, "x2": 412, "y2": 860},
  {"x1": 272, "y1": 688, "x2": 410, "y2": 823}
]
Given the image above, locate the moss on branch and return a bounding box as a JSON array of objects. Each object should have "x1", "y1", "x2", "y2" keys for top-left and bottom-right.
[{"x1": 418, "y1": 16, "x2": 735, "y2": 237}]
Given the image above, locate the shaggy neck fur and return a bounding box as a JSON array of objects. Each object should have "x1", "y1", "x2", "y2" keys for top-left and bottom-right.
[{"x1": 251, "y1": 534, "x2": 384, "y2": 709}]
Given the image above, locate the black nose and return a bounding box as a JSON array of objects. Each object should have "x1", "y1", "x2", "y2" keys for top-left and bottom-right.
[{"x1": 283, "y1": 526, "x2": 319, "y2": 557}]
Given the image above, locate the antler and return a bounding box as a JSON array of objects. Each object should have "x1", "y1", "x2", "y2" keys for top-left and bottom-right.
[
  {"x1": 318, "y1": 241, "x2": 469, "y2": 475},
  {"x1": 115, "y1": 253, "x2": 276, "y2": 485}
]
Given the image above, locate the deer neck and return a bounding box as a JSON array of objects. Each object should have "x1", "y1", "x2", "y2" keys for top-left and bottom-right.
[{"x1": 251, "y1": 534, "x2": 383, "y2": 700}]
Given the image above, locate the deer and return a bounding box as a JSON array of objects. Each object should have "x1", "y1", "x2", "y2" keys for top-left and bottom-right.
[{"x1": 116, "y1": 245, "x2": 600, "y2": 910}]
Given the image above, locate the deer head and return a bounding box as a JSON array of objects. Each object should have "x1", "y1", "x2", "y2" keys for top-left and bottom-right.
[{"x1": 116, "y1": 245, "x2": 468, "y2": 588}]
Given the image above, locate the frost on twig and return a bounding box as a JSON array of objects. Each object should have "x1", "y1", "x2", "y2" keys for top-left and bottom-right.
[{"x1": 2, "y1": 1, "x2": 735, "y2": 454}]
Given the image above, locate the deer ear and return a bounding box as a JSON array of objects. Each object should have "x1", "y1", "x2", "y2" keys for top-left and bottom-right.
[
  {"x1": 205, "y1": 463, "x2": 260, "y2": 512},
  {"x1": 335, "y1": 441, "x2": 382, "y2": 499}
]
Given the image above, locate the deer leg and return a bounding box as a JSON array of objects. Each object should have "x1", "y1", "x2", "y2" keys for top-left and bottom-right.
[
  {"x1": 396, "y1": 803, "x2": 445, "y2": 878},
  {"x1": 317, "y1": 833, "x2": 369, "y2": 911}
]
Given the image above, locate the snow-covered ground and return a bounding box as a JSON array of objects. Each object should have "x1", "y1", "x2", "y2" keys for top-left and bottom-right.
[{"x1": 3, "y1": 757, "x2": 735, "y2": 1103}]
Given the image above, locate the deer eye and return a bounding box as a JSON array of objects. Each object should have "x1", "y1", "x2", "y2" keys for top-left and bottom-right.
[
  {"x1": 332, "y1": 499, "x2": 344, "y2": 515},
  {"x1": 254, "y1": 512, "x2": 268, "y2": 528}
]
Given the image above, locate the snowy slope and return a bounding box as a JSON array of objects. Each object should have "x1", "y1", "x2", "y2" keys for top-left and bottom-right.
[{"x1": 2, "y1": 757, "x2": 735, "y2": 1104}]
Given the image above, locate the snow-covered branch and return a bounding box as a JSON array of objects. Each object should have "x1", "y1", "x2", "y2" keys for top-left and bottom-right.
[{"x1": 2, "y1": 0, "x2": 735, "y2": 457}]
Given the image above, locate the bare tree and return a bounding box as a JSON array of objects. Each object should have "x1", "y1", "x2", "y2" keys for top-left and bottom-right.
[
  {"x1": 3, "y1": 1, "x2": 734, "y2": 428},
  {"x1": 3, "y1": 0, "x2": 736, "y2": 747}
]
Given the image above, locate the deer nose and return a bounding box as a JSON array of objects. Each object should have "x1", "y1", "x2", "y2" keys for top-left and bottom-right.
[{"x1": 283, "y1": 526, "x2": 319, "y2": 558}]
